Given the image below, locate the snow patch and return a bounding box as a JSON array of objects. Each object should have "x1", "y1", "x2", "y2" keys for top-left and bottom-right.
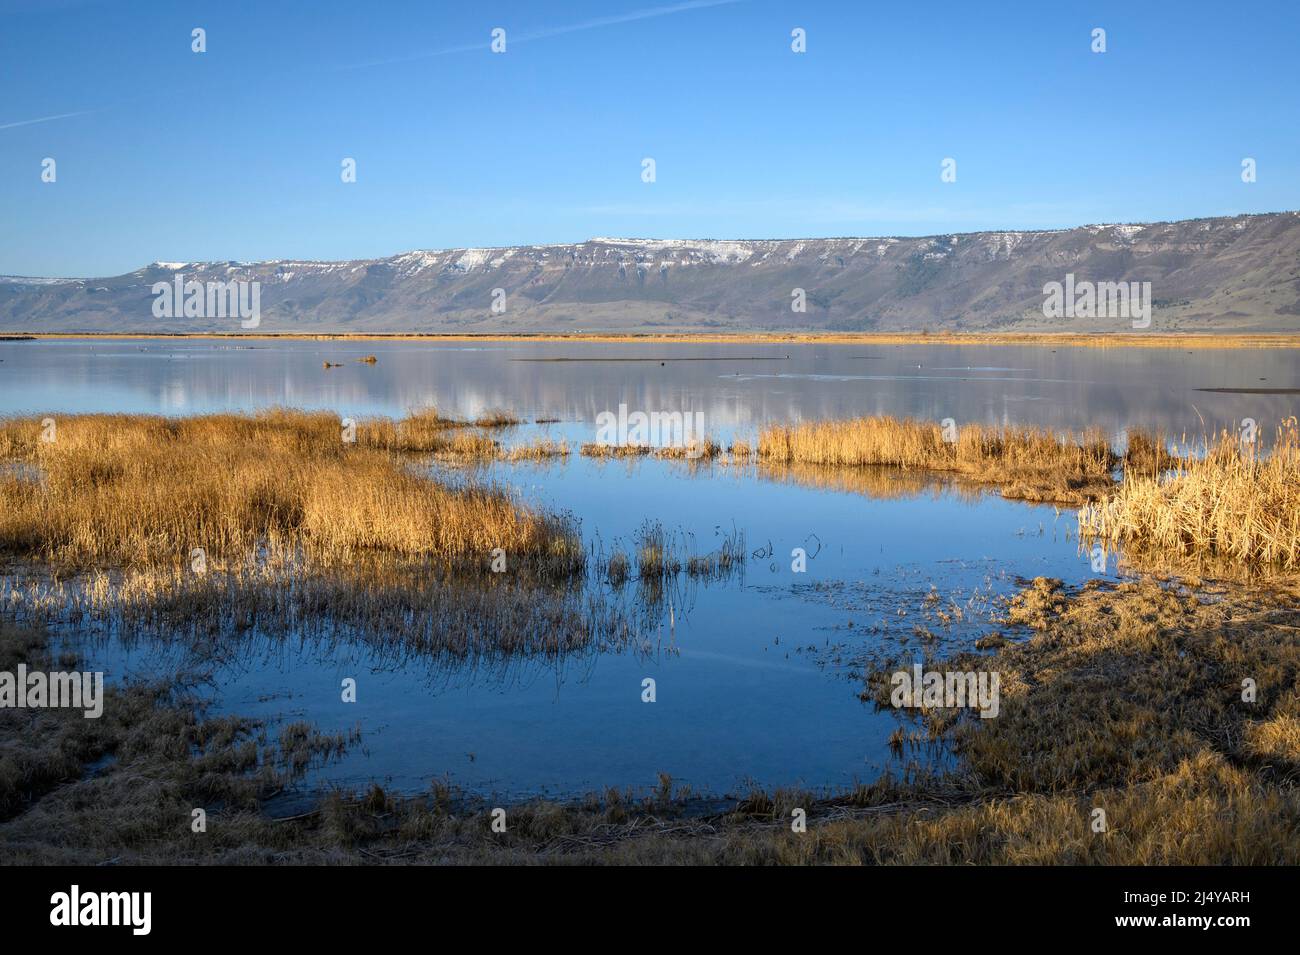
[
  {"x1": 452, "y1": 249, "x2": 492, "y2": 271},
  {"x1": 0, "y1": 275, "x2": 81, "y2": 285}
]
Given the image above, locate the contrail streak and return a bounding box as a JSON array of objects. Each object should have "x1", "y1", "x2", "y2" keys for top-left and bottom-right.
[
  {"x1": 340, "y1": 0, "x2": 744, "y2": 71},
  {"x1": 0, "y1": 108, "x2": 101, "y2": 131}
]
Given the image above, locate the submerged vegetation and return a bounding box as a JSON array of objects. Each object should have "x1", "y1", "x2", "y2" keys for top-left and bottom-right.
[
  {"x1": 0, "y1": 622, "x2": 352, "y2": 834},
  {"x1": 3, "y1": 562, "x2": 641, "y2": 666},
  {"x1": 629, "y1": 520, "x2": 744, "y2": 583}
]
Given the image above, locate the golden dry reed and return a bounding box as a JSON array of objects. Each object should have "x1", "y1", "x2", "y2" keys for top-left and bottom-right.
[
  {"x1": 0, "y1": 410, "x2": 578, "y2": 571},
  {"x1": 580, "y1": 439, "x2": 721, "y2": 460},
  {"x1": 1079, "y1": 418, "x2": 1300, "y2": 571},
  {"x1": 757, "y1": 416, "x2": 1117, "y2": 503},
  {"x1": 502, "y1": 438, "x2": 570, "y2": 462}
]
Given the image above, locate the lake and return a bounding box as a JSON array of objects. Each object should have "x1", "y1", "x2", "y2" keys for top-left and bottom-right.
[{"x1": 1, "y1": 337, "x2": 1294, "y2": 804}]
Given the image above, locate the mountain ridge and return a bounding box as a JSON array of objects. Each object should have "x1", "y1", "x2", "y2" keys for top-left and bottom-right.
[{"x1": 4, "y1": 211, "x2": 1299, "y2": 334}]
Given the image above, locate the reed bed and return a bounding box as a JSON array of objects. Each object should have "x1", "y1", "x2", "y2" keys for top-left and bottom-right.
[
  {"x1": 654, "y1": 439, "x2": 722, "y2": 460},
  {"x1": 358, "y1": 408, "x2": 470, "y2": 451},
  {"x1": 580, "y1": 442, "x2": 653, "y2": 459},
  {"x1": 430, "y1": 431, "x2": 500, "y2": 458},
  {"x1": 472, "y1": 410, "x2": 522, "y2": 428},
  {"x1": 1079, "y1": 419, "x2": 1300, "y2": 571},
  {"x1": 501, "y1": 438, "x2": 571, "y2": 462},
  {"x1": 0, "y1": 410, "x2": 579, "y2": 572},
  {"x1": 758, "y1": 416, "x2": 1117, "y2": 503},
  {"x1": 580, "y1": 439, "x2": 722, "y2": 461}
]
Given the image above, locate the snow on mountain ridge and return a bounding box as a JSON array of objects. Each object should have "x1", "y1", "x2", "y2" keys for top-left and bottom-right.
[{"x1": 5, "y1": 214, "x2": 1289, "y2": 287}]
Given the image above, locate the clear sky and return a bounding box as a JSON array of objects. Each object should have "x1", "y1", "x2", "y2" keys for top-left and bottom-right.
[{"x1": 2, "y1": 0, "x2": 1297, "y2": 276}]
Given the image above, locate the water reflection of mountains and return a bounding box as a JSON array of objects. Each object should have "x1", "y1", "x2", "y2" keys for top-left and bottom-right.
[{"x1": 5, "y1": 340, "x2": 1295, "y2": 439}]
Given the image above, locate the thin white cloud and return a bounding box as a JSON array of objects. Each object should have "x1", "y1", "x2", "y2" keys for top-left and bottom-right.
[
  {"x1": 341, "y1": 0, "x2": 744, "y2": 71},
  {"x1": 0, "y1": 108, "x2": 102, "y2": 131}
]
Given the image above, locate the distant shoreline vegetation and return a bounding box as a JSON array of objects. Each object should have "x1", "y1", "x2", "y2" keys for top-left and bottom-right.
[{"x1": 4, "y1": 332, "x2": 1300, "y2": 349}]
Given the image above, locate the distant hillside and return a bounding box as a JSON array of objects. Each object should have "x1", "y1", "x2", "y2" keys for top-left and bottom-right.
[{"x1": 4, "y1": 212, "x2": 1299, "y2": 334}]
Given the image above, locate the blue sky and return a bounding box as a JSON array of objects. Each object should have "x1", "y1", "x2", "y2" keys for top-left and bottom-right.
[{"x1": 2, "y1": 0, "x2": 1297, "y2": 276}]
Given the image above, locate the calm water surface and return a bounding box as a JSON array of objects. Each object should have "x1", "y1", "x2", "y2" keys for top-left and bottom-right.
[{"x1": 1, "y1": 338, "x2": 1295, "y2": 801}]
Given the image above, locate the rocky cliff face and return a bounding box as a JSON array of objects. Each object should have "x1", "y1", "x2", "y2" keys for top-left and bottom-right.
[{"x1": 4, "y1": 212, "x2": 1298, "y2": 333}]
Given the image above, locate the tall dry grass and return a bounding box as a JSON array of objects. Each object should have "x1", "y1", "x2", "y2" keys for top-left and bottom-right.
[
  {"x1": 501, "y1": 438, "x2": 570, "y2": 462},
  {"x1": 0, "y1": 410, "x2": 579, "y2": 572},
  {"x1": 758, "y1": 416, "x2": 1117, "y2": 503},
  {"x1": 1079, "y1": 419, "x2": 1300, "y2": 571},
  {"x1": 359, "y1": 408, "x2": 474, "y2": 452}
]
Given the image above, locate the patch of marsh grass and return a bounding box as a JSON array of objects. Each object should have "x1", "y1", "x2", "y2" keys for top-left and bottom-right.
[
  {"x1": 1080, "y1": 418, "x2": 1300, "y2": 572},
  {"x1": 758, "y1": 416, "x2": 1118, "y2": 504},
  {"x1": 0, "y1": 410, "x2": 577, "y2": 573}
]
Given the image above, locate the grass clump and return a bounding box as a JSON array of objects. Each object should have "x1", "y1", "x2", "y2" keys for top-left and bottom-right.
[
  {"x1": 635, "y1": 522, "x2": 682, "y2": 579},
  {"x1": 0, "y1": 410, "x2": 578, "y2": 572},
  {"x1": 502, "y1": 439, "x2": 570, "y2": 462},
  {"x1": 654, "y1": 439, "x2": 722, "y2": 461},
  {"x1": 472, "y1": 410, "x2": 521, "y2": 428},
  {"x1": 605, "y1": 552, "x2": 630, "y2": 587},
  {"x1": 1079, "y1": 418, "x2": 1300, "y2": 572},
  {"x1": 580, "y1": 442, "x2": 652, "y2": 459},
  {"x1": 758, "y1": 416, "x2": 1117, "y2": 504},
  {"x1": 579, "y1": 439, "x2": 722, "y2": 462},
  {"x1": 727, "y1": 439, "x2": 753, "y2": 461}
]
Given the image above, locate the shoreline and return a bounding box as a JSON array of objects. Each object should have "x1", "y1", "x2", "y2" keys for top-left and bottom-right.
[{"x1": 5, "y1": 331, "x2": 1300, "y2": 349}]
